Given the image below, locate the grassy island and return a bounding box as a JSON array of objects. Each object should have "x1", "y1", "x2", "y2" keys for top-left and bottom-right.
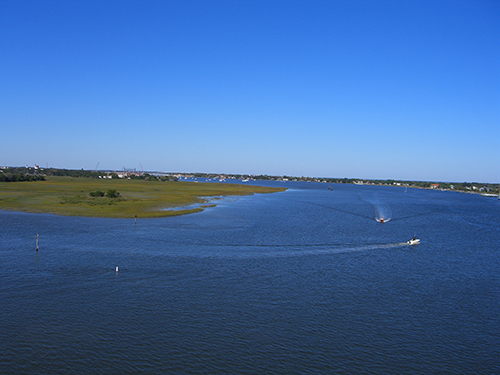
[{"x1": 0, "y1": 176, "x2": 286, "y2": 218}]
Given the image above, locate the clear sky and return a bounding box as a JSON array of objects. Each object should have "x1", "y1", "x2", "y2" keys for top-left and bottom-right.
[{"x1": 1, "y1": 1, "x2": 498, "y2": 182}]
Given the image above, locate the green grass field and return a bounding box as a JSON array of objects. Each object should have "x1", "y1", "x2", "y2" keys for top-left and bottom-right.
[{"x1": 0, "y1": 177, "x2": 286, "y2": 218}]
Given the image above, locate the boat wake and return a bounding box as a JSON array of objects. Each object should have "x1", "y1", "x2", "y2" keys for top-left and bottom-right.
[
  {"x1": 286, "y1": 194, "x2": 393, "y2": 224},
  {"x1": 264, "y1": 242, "x2": 409, "y2": 257},
  {"x1": 167, "y1": 242, "x2": 412, "y2": 259},
  {"x1": 363, "y1": 196, "x2": 392, "y2": 223}
]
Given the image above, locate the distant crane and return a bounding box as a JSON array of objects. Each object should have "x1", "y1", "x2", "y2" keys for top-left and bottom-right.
[{"x1": 140, "y1": 163, "x2": 144, "y2": 175}]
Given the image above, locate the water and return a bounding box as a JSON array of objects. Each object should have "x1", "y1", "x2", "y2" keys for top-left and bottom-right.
[{"x1": 1, "y1": 182, "x2": 499, "y2": 374}]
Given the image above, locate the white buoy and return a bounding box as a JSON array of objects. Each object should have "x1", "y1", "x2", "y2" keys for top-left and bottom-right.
[{"x1": 115, "y1": 266, "x2": 119, "y2": 272}]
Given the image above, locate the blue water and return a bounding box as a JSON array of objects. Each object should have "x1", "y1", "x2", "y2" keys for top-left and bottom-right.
[{"x1": 1, "y1": 182, "x2": 499, "y2": 374}]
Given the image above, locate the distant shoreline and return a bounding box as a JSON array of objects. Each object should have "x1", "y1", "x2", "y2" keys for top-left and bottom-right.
[{"x1": 1, "y1": 166, "x2": 498, "y2": 202}]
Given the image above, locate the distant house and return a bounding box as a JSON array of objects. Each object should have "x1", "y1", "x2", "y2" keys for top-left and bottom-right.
[{"x1": 431, "y1": 184, "x2": 439, "y2": 189}]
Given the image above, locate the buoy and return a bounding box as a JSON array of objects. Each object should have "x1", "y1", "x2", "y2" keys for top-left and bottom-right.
[
  {"x1": 36, "y1": 234, "x2": 39, "y2": 251},
  {"x1": 115, "y1": 266, "x2": 119, "y2": 272}
]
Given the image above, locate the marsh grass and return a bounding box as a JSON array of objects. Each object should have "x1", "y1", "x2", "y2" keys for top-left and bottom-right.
[{"x1": 0, "y1": 177, "x2": 285, "y2": 218}]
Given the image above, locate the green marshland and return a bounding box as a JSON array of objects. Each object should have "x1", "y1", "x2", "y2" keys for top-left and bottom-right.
[{"x1": 0, "y1": 177, "x2": 285, "y2": 218}]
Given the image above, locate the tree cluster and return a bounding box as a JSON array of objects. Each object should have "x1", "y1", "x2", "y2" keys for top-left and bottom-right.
[
  {"x1": 45, "y1": 168, "x2": 102, "y2": 178},
  {"x1": 89, "y1": 189, "x2": 121, "y2": 198}
]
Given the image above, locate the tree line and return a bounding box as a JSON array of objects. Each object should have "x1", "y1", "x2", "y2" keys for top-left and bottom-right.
[
  {"x1": 0, "y1": 173, "x2": 45, "y2": 182},
  {"x1": 0, "y1": 167, "x2": 178, "y2": 182}
]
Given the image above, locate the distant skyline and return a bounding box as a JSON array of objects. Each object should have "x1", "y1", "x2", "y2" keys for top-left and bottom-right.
[{"x1": 1, "y1": 1, "x2": 499, "y2": 183}]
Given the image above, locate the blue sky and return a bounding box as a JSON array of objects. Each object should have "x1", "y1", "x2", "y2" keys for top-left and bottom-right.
[{"x1": 1, "y1": 1, "x2": 498, "y2": 182}]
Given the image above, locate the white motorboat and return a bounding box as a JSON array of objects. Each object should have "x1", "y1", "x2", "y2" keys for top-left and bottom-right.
[{"x1": 407, "y1": 237, "x2": 420, "y2": 245}]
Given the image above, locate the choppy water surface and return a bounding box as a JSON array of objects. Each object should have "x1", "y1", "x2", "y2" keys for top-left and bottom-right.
[{"x1": 1, "y1": 182, "x2": 499, "y2": 374}]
